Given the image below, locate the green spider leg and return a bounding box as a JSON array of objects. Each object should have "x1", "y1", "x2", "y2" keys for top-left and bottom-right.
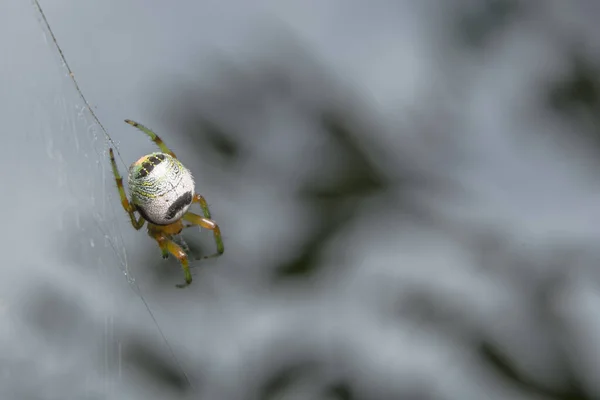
[
  {"x1": 182, "y1": 194, "x2": 225, "y2": 258},
  {"x1": 109, "y1": 148, "x2": 145, "y2": 230},
  {"x1": 124, "y1": 119, "x2": 177, "y2": 158}
]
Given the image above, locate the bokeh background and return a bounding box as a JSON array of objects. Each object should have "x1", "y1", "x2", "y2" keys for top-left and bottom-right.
[{"x1": 2, "y1": 0, "x2": 600, "y2": 399}]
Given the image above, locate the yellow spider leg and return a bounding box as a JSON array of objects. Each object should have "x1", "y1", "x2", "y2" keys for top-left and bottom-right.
[
  {"x1": 190, "y1": 194, "x2": 225, "y2": 255},
  {"x1": 124, "y1": 119, "x2": 177, "y2": 159},
  {"x1": 109, "y1": 148, "x2": 145, "y2": 230},
  {"x1": 153, "y1": 232, "x2": 192, "y2": 288},
  {"x1": 182, "y1": 211, "x2": 224, "y2": 258}
]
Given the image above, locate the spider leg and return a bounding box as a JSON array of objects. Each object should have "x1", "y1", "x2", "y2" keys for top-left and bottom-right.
[
  {"x1": 190, "y1": 194, "x2": 225, "y2": 256},
  {"x1": 160, "y1": 247, "x2": 169, "y2": 259},
  {"x1": 175, "y1": 235, "x2": 198, "y2": 259},
  {"x1": 109, "y1": 148, "x2": 145, "y2": 230},
  {"x1": 182, "y1": 211, "x2": 224, "y2": 258},
  {"x1": 192, "y1": 194, "x2": 214, "y2": 218},
  {"x1": 124, "y1": 119, "x2": 177, "y2": 158},
  {"x1": 152, "y1": 232, "x2": 192, "y2": 288},
  {"x1": 168, "y1": 233, "x2": 205, "y2": 262}
]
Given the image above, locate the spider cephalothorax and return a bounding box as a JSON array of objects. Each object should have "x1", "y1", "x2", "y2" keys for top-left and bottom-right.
[{"x1": 109, "y1": 120, "x2": 224, "y2": 288}]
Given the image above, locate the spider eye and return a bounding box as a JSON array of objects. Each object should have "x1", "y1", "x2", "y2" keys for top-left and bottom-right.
[{"x1": 136, "y1": 168, "x2": 149, "y2": 178}]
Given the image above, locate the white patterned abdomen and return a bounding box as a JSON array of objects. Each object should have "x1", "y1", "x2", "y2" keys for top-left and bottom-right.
[{"x1": 127, "y1": 153, "x2": 195, "y2": 225}]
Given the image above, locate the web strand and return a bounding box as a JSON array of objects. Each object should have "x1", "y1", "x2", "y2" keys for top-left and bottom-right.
[
  {"x1": 32, "y1": 0, "x2": 126, "y2": 167},
  {"x1": 32, "y1": 0, "x2": 193, "y2": 390}
]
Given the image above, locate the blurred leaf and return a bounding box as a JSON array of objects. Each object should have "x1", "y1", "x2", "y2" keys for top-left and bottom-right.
[
  {"x1": 273, "y1": 205, "x2": 351, "y2": 278},
  {"x1": 456, "y1": 0, "x2": 520, "y2": 49},
  {"x1": 166, "y1": 112, "x2": 241, "y2": 165},
  {"x1": 479, "y1": 340, "x2": 590, "y2": 400},
  {"x1": 324, "y1": 382, "x2": 354, "y2": 400},
  {"x1": 23, "y1": 287, "x2": 88, "y2": 348},
  {"x1": 318, "y1": 111, "x2": 389, "y2": 196},
  {"x1": 274, "y1": 112, "x2": 390, "y2": 279},
  {"x1": 260, "y1": 362, "x2": 317, "y2": 400},
  {"x1": 191, "y1": 117, "x2": 240, "y2": 160},
  {"x1": 547, "y1": 55, "x2": 600, "y2": 115}
]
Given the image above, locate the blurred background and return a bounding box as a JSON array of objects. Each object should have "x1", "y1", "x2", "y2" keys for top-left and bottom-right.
[{"x1": 2, "y1": 0, "x2": 600, "y2": 399}]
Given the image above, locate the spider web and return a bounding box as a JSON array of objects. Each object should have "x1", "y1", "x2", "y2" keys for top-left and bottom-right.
[
  {"x1": 33, "y1": 0, "x2": 134, "y2": 286},
  {"x1": 26, "y1": 0, "x2": 193, "y2": 397}
]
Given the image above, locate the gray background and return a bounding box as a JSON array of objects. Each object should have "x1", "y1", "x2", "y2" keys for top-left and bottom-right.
[{"x1": 2, "y1": 0, "x2": 600, "y2": 399}]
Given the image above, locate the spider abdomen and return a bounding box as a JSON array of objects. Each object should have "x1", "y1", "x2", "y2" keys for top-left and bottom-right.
[{"x1": 127, "y1": 152, "x2": 195, "y2": 225}]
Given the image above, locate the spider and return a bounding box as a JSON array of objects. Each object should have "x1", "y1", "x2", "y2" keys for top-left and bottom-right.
[{"x1": 109, "y1": 119, "x2": 224, "y2": 288}]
